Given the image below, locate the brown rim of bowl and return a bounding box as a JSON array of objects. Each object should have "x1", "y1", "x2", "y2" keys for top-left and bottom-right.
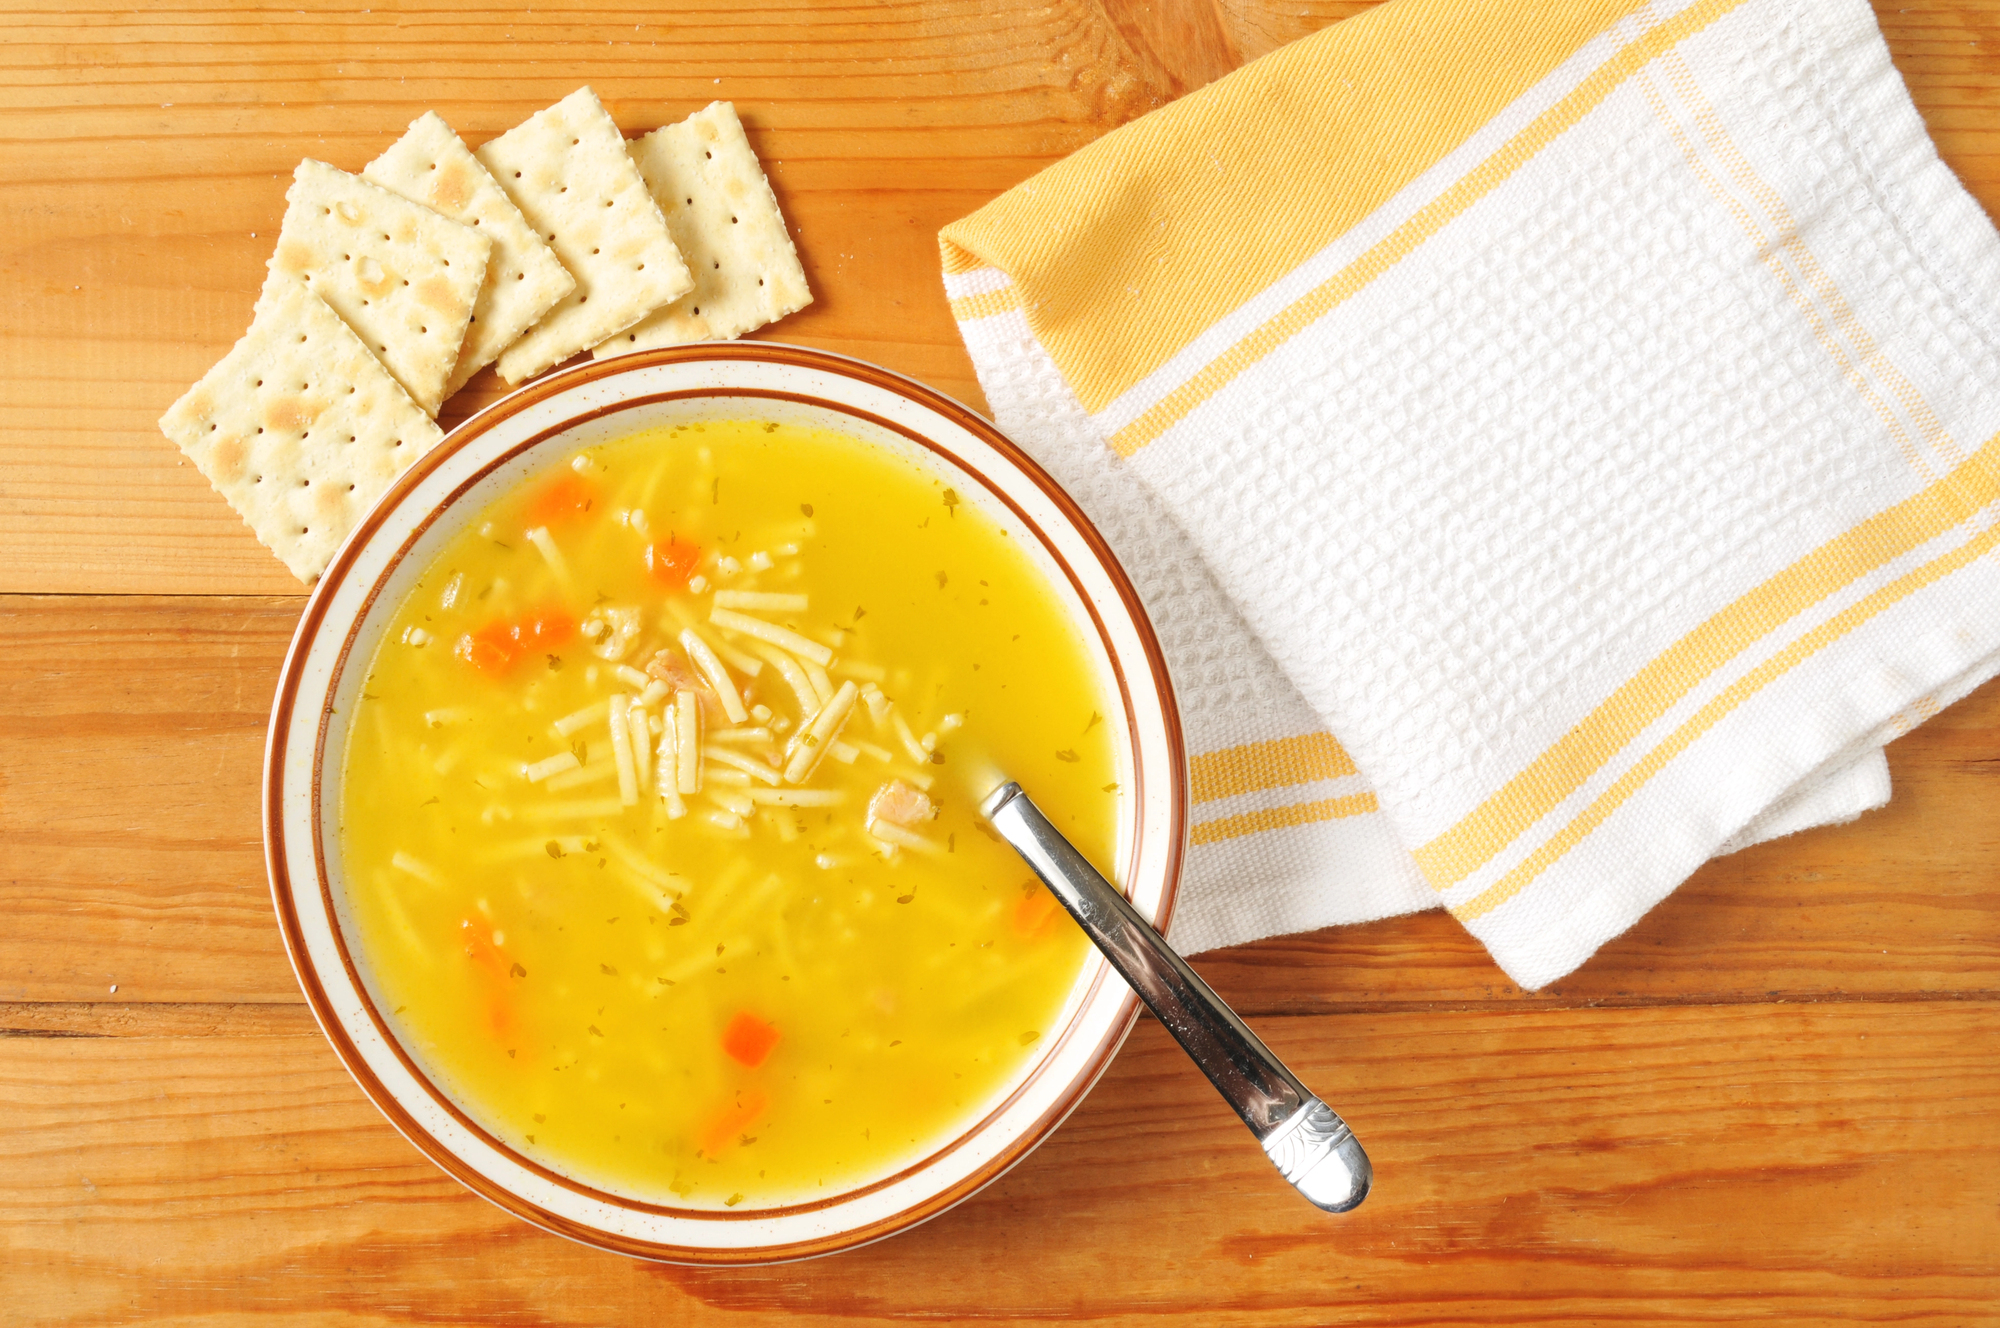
[{"x1": 263, "y1": 342, "x2": 1189, "y2": 1264}]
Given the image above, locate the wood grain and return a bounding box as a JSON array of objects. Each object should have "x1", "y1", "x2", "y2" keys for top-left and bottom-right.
[
  {"x1": 5, "y1": 592, "x2": 1998, "y2": 1011},
  {"x1": 4, "y1": 0, "x2": 2000, "y2": 1319},
  {"x1": 8, "y1": 0, "x2": 2000, "y2": 595},
  {"x1": 5, "y1": 1000, "x2": 1996, "y2": 1325}
]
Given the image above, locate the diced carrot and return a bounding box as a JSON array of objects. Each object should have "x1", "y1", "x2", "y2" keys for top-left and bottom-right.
[
  {"x1": 454, "y1": 607, "x2": 577, "y2": 676},
  {"x1": 644, "y1": 538, "x2": 702, "y2": 587},
  {"x1": 457, "y1": 919, "x2": 518, "y2": 1039},
  {"x1": 1014, "y1": 889, "x2": 1061, "y2": 938},
  {"x1": 459, "y1": 917, "x2": 506, "y2": 971},
  {"x1": 721, "y1": 1011, "x2": 781, "y2": 1068},
  {"x1": 697, "y1": 1089, "x2": 769, "y2": 1157},
  {"x1": 526, "y1": 473, "x2": 598, "y2": 526}
]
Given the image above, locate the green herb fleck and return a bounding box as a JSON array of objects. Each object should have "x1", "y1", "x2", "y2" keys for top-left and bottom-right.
[
  {"x1": 545, "y1": 840, "x2": 565, "y2": 859},
  {"x1": 1055, "y1": 749, "x2": 1080, "y2": 763}
]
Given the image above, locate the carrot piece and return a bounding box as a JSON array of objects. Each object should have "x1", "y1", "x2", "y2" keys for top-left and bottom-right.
[
  {"x1": 1014, "y1": 889, "x2": 1061, "y2": 938},
  {"x1": 721, "y1": 1011, "x2": 781, "y2": 1068},
  {"x1": 697, "y1": 1089, "x2": 769, "y2": 1157},
  {"x1": 526, "y1": 473, "x2": 598, "y2": 526},
  {"x1": 457, "y1": 919, "x2": 520, "y2": 1039},
  {"x1": 644, "y1": 538, "x2": 702, "y2": 587},
  {"x1": 454, "y1": 607, "x2": 576, "y2": 676}
]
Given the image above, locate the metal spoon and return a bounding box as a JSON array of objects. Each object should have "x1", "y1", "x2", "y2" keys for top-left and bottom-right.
[{"x1": 982, "y1": 780, "x2": 1371, "y2": 1213}]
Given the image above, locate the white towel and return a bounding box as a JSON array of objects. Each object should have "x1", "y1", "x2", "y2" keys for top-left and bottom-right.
[{"x1": 941, "y1": 0, "x2": 2000, "y2": 988}]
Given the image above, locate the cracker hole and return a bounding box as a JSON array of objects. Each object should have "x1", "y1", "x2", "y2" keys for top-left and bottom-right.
[
  {"x1": 256, "y1": 427, "x2": 265, "y2": 434},
  {"x1": 254, "y1": 475, "x2": 263, "y2": 484},
  {"x1": 514, "y1": 171, "x2": 523, "y2": 179},
  {"x1": 323, "y1": 206, "x2": 331, "y2": 215},
  {"x1": 603, "y1": 199, "x2": 613, "y2": 208},
  {"x1": 692, "y1": 306, "x2": 700, "y2": 315},
  {"x1": 685, "y1": 197, "x2": 693, "y2": 205},
  {"x1": 757, "y1": 278, "x2": 764, "y2": 286},
  {"x1": 254, "y1": 379, "x2": 264, "y2": 387},
  {"x1": 712, "y1": 261, "x2": 719, "y2": 270},
  {"x1": 380, "y1": 233, "x2": 389, "y2": 241},
  {"x1": 591, "y1": 248, "x2": 600, "y2": 255},
  {"x1": 730, "y1": 216, "x2": 738, "y2": 224},
  {"x1": 472, "y1": 218, "x2": 482, "y2": 226},
  {"x1": 571, "y1": 138, "x2": 579, "y2": 146},
  {"x1": 348, "y1": 484, "x2": 356, "y2": 492},
  {"x1": 559, "y1": 186, "x2": 568, "y2": 194},
  {"x1": 704, "y1": 151, "x2": 712, "y2": 160},
  {"x1": 428, "y1": 162, "x2": 437, "y2": 171}
]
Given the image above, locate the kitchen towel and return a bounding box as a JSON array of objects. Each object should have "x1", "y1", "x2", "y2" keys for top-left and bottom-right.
[{"x1": 939, "y1": 0, "x2": 2000, "y2": 988}]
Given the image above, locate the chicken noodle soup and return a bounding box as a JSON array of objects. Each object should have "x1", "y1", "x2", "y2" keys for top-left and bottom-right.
[{"x1": 339, "y1": 419, "x2": 1121, "y2": 1208}]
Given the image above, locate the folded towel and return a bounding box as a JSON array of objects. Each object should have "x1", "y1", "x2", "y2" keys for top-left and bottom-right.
[{"x1": 940, "y1": 0, "x2": 2000, "y2": 988}]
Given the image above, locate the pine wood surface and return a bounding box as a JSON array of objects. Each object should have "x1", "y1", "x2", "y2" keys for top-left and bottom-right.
[{"x1": 3, "y1": 0, "x2": 1998, "y2": 1321}]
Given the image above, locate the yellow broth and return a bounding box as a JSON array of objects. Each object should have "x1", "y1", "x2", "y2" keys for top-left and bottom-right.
[{"x1": 338, "y1": 419, "x2": 1121, "y2": 1208}]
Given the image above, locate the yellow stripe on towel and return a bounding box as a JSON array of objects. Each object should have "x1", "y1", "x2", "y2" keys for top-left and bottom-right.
[
  {"x1": 1190, "y1": 731, "x2": 1357, "y2": 803},
  {"x1": 940, "y1": 0, "x2": 1658, "y2": 416},
  {"x1": 1420, "y1": 427, "x2": 2000, "y2": 891},
  {"x1": 1106, "y1": 0, "x2": 1748, "y2": 456},
  {"x1": 1453, "y1": 515, "x2": 2000, "y2": 921},
  {"x1": 1191, "y1": 794, "x2": 1379, "y2": 847},
  {"x1": 947, "y1": 286, "x2": 1023, "y2": 322}
]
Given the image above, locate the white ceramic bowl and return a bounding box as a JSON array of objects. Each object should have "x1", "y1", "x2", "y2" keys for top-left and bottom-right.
[{"x1": 264, "y1": 344, "x2": 1187, "y2": 1262}]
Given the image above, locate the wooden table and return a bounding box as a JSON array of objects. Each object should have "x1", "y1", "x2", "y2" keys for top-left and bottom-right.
[{"x1": 5, "y1": 1, "x2": 1998, "y2": 1321}]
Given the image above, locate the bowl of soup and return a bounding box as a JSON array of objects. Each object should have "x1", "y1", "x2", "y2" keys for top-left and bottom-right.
[{"x1": 264, "y1": 344, "x2": 1186, "y2": 1262}]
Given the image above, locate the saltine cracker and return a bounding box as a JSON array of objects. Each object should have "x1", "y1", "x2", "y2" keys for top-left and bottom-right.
[
  {"x1": 159, "y1": 277, "x2": 444, "y2": 585},
  {"x1": 364, "y1": 112, "x2": 575, "y2": 398},
  {"x1": 597, "y1": 101, "x2": 811, "y2": 356},
  {"x1": 476, "y1": 87, "x2": 693, "y2": 384},
  {"x1": 262, "y1": 160, "x2": 490, "y2": 417}
]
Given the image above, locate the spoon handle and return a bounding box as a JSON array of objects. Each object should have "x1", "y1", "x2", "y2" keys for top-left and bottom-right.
[{"x1": 982, "y1": 781, "x2": 1371, "y2": 1213}]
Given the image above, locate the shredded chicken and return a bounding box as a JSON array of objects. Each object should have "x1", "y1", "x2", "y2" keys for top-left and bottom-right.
[
  {"x1": 645, "y1": 647, "x2": 704, "y2": 690},
  {"x1": 868, "y1": 778, "x2": 934, "y2": 828},
  {"x1": 583, "y1": 606, "x2": 641, "y2": 661}
]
